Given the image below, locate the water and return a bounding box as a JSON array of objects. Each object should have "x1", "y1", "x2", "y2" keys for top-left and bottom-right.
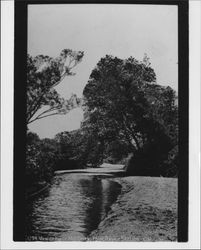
[{"x1": 25, "y1": 173, "x2": 121, "y2": 241}]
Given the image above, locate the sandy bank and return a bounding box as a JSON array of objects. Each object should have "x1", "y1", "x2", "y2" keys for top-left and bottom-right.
[{"x1": 88, "y1": 176, "x2": 177, "y2": 242}]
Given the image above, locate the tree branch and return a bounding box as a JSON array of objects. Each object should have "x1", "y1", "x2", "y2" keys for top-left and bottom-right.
[
  {"x1": 27, "y1": 72, "x2": 68, "y2": 123},
  {"x1": 28, "y1": 112, "x2": 61, "y2": 124},
  {"x1": 35, "y1": 107, "x2": 58, "y2": 118},
  {"x1": 121, "y1": 113, "x2": 141, "y2": 150}
]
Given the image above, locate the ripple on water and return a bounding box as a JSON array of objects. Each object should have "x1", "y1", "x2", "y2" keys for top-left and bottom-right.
[{"x1": 25, "y1": 174, "x2": 121, "y2": 241}]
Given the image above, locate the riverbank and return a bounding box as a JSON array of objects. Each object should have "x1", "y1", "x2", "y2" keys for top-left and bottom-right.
[
  {"x1": 25, "y1": 181, "x2": 50, "y2": 200},
  {"x1": 88, "y1": 176, "x2": 177, "y2": 242}
]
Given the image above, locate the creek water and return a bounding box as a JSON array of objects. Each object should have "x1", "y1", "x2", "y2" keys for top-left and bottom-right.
[{"x1": 25, "y1": 173, "x2": 121, "y2": 241}]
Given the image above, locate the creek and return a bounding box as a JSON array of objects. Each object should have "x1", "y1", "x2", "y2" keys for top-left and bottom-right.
[{"x1": 25, "y1": 173, "x2": 121, "y2": 241}]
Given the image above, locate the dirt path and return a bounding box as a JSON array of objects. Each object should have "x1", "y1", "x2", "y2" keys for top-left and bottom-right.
[
  {"x1": 88, "y1": 176, "x2": 178, "y2": 242},
  {"x1": 55, "y1": 163, "x2": 125, "y2": 175}
]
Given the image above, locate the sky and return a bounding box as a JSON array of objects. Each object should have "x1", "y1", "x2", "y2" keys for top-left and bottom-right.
[{"x1": 28, "y1": 4, "x2": 178, "y2": 138}]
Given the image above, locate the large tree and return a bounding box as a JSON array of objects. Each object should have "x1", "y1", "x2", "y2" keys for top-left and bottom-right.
[
  {"x1": 83, "y1": 55, "x2": 157, "y2": 151},
  {"x1": 82, "y1": 55, "x2": 178, "y2": 174},
  {"x1": 27, "y1": 49, "x2": 84, "y2": 124}
]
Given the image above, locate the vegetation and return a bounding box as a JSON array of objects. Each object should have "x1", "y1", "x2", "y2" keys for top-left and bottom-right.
[
  {"x1": 82, "y1": 55, "x2": 178, "y2": 176},
  {"x1": 27, "y1": 49, "x2": 83, "y2": 124},
  {"x1": 26, "y1": 52, "x2": 178, "y2": 195},
  {"x1": 26, "y1": 132, "x2": 57, "y2": 187},
  {"x1": 26, "y1": 48, "x2": 84, "y2": 194}
]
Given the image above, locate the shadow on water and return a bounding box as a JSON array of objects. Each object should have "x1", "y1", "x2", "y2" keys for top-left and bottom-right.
[{"x1": 25, "y1": 174, "x2": 121, "y2": 241}]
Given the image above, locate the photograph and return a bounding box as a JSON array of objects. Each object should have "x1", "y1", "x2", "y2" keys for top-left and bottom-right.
[{"x1": 12, "y1": 0, "x2": 189, "y2": 244}]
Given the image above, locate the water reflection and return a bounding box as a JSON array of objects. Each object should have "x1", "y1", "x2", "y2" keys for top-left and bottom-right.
[{"x1": 25, "y1": 174, "x2": 121, "y2": 241}]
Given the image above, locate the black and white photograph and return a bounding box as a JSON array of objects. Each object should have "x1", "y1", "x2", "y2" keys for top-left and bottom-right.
[
  {"x1": 24, "y1": 2, "x2": 181, "y2": 242},
  {"x1": 2, "y1": 0, "x2": 200, "y2": 248},
  {"x1": 17, "y1": 1, "x2": 184, "y2": 243}
]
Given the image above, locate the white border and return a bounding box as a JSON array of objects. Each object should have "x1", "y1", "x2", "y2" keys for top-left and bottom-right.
[
  {"x1": 188, "y1": 0, "x2": 201, "y2": 247},
  {"x1": 1, "y1": 1, "x2": 200, "y2": 249},
  {"x1": 1, "y1": 0, "x2": 14, "y2": 248}
]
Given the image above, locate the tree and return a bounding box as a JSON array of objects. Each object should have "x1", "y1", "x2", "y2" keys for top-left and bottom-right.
[
  {"x1": 27, "y1": 49, "x2": 84, "y2": 124},
  {"x1": 82, "y1": 55, "x2": 178, "y2": 175},
  {"x1": 83, "y1": 55, "x2": 156, "y2": 152},
  {"x1": 26, "y1": 132, "x2": 58, "y2": 186}
]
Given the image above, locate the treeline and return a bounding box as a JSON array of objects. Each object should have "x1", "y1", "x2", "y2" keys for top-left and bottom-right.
[
  {"x1": 26, "y1": 131, "x2": 80, "y2": 190},
  {"x1": 26, "y1": 52, "x2": 178, "y2": 192}
]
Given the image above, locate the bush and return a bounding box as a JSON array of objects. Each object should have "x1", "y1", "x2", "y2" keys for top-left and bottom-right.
[
  {"x1": 26, "y1": 132, "x2": 57, "y2": 188},
  {"x1": 125, "y1": 144, "x2": 178, "y2": 177},
  {"x1": 54, "y1": 158, "x2": 80, "y2": 171},
  {"x1": 161, "y1": 145, "x2": 178, "y2": 177},
  {"x1": 125, "y1": 150, "x2": 161, "y2": 177},
  {"x1": 125, "y1": 126, "x2": 175, "y2": 177}
]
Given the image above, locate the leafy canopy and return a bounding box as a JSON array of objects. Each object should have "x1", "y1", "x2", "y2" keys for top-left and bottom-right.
[
  {"x1": 83, "y1": 55, "x2": 157, "y2": 150},
  {"x1": 82, "y1": 55, "x2": 178, "y2": 173},
  {"x1": 27, "y1": 49, "x2": 84, "y2": 124}
]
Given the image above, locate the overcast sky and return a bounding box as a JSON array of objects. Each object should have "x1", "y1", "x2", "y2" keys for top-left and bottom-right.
[{"x1": 28, "y1": 4, "x2": 178, "y2": 138}]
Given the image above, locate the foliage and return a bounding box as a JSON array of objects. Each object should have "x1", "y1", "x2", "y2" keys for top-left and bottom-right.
[
  {"x1": 26, "y1": 132, "x2": 41, "y2": 185},
  {"x1": 27, "y1": 49, "x2": 84, "y2": 124},
  {"x1": 54, "y1": 131, "x2": 80, "y2": 170},
  {"x1": 82, "y1": 55, "x2": 178, "y2": 176},
  {"x1": 26, "y1": 130, "x2": 84, "y2": 188},
  {"x1": 83, "y1": 55, "x2": 156, "y2": 151},
  {"x1": 26, "y1": 132, "x2": 58, "y2": 186},
  {"x1": 162, "y1": 145, "x2": 178, "y2": 177},
  {"x1": 26, "y1": 53, "x2": 178, "y2": 182},
  {"x1": 54, "y1": 129, "x2": 103, "y2": 169}
]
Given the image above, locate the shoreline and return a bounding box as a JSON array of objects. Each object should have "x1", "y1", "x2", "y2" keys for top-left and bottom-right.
[{"x1": 88, "y1": 176, "x2": 178, "y2": 242}]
